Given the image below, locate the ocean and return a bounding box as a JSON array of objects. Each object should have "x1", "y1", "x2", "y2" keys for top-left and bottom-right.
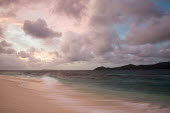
[{"x1": 0, "y1": 70, "x2": 170, "y2": 113}]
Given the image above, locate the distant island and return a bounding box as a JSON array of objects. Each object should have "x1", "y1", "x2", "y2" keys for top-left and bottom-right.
[{"x1": 94, "y1": 61, "x2": 170, "y2": 70}]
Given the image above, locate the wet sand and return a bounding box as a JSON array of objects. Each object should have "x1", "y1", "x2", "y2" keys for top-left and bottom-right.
[{"x1": 0, "y1": 75, "x2": 170, "y2": 113}]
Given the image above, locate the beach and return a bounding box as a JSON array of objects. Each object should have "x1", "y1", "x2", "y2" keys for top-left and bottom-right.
[
  {"x1": 0, "y1": 76, "x2": 78, "y2": 113},
  {"x1": 0, "y1": 75, "x2": 170, "y2": 113}
]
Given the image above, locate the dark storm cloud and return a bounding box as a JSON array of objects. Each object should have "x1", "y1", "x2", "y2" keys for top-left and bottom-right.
[
  {"x1": 23, "y1": 19, "x2": 62, "y2": 39},
  {"x1": 53, "y1": 0, "x2": 89, "y2": 19}
]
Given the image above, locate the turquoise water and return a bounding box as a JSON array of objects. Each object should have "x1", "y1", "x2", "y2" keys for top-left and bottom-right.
[{"x1": 55, "y1": 70, "x2": 170, "y2": 107}]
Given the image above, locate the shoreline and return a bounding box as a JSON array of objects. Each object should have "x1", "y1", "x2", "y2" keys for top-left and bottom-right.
[
  {"x1": 0, "y1": 76, "x2": 77, "y2": 113},
  {"x1": 0, "y1": 75, "x2": 170, "y2": 113}
]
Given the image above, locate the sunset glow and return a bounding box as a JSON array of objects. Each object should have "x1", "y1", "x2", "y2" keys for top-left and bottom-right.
[{"x1": 34, "y1": 52, "x2": 55, "y2": 62}]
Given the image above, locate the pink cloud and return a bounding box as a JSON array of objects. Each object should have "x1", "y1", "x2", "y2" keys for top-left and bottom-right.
[{"x1": 53, "y1": 0, "x2": 90, "y2": 19}]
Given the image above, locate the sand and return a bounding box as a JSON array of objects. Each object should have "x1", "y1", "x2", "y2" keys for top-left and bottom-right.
[
  {"x1": 0, "y1": 76, "x2": 77, "y2": 113},
  {"x1": 0, "y1": 75, "x2": 170, "y2": 113}
]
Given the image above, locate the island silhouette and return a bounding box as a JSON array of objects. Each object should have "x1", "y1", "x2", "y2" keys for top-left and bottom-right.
[{"x1": 94, "y1": 61, "x2": 170, "y2": 70}]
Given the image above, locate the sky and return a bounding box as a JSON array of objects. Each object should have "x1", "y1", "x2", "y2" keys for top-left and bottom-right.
[{"x1": 0, "y1": 0, "x2": 170, "y2": 70}]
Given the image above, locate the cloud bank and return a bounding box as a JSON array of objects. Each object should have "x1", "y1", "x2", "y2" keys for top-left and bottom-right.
[{"x1": 0, "y1": 0, "x2": 170, "y2": 70}]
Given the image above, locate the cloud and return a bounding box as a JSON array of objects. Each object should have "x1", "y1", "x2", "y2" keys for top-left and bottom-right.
[
  {"x1": 23, "y1": 19, "x2": 62, "y2": 39},
  {"x1": 0, "y1": 0, "x2": 20, "y2": 7},
  {"x1": 116, "y1": 43, "x2": 170, "y2": 59},
  {"x1": 17, "y1": 51, "x2": 31, "y2": 58},
  {"x1": 0, "y1": 0, "x2": 89, "y2": 18},
  {"x1": 57, "y1": 32, "x2": 94, "y2": 62},
  {"x1": 0, "y1": 40, "x2": 16, "y2": 54},
  {"x1": 17, "y1": 47, "x2": 56, "y2": 63},
  {"x1": 89, "y1": 0, "x2": 170, "y2": 45},
  {"x1": 87, "y1": 31, "x2": 119, "y2": 55},
  {"x1": 93, "y1": 43, "x2": 170, "y2": 66},
  {"x1": 0, "y1": 0, "x2": 24, "y2": 17},
  {"x1": 0, "y1": 40, "x2": 12, "y2": 47},
  {"x1": 0, "y1": 54, "x2": 26, "y2": 70},
  {"x1": 0, "y1": 0, "x2": 170, "y2": 70},
  {"x1": 0, "y1": 26, "x2": 3, "y2": 38},
  {"x1": 55, "y1": 30, "x2": 120, "y2": 63},
  {"x1": 53, "y1": 0, "x2": 90, "y2": 19},
  {"x1": 90, "y1": 0, "x2": 165, "y2": 26},
  {"x1": 50, "y1": 0, "x2": 170, "y2": 65},
  {"x1": 0, "y1": 0, "x2": 52, "y2": 17},
  {"x1": 126, "y1": 15, "x2": 170, "y2": 44}
]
